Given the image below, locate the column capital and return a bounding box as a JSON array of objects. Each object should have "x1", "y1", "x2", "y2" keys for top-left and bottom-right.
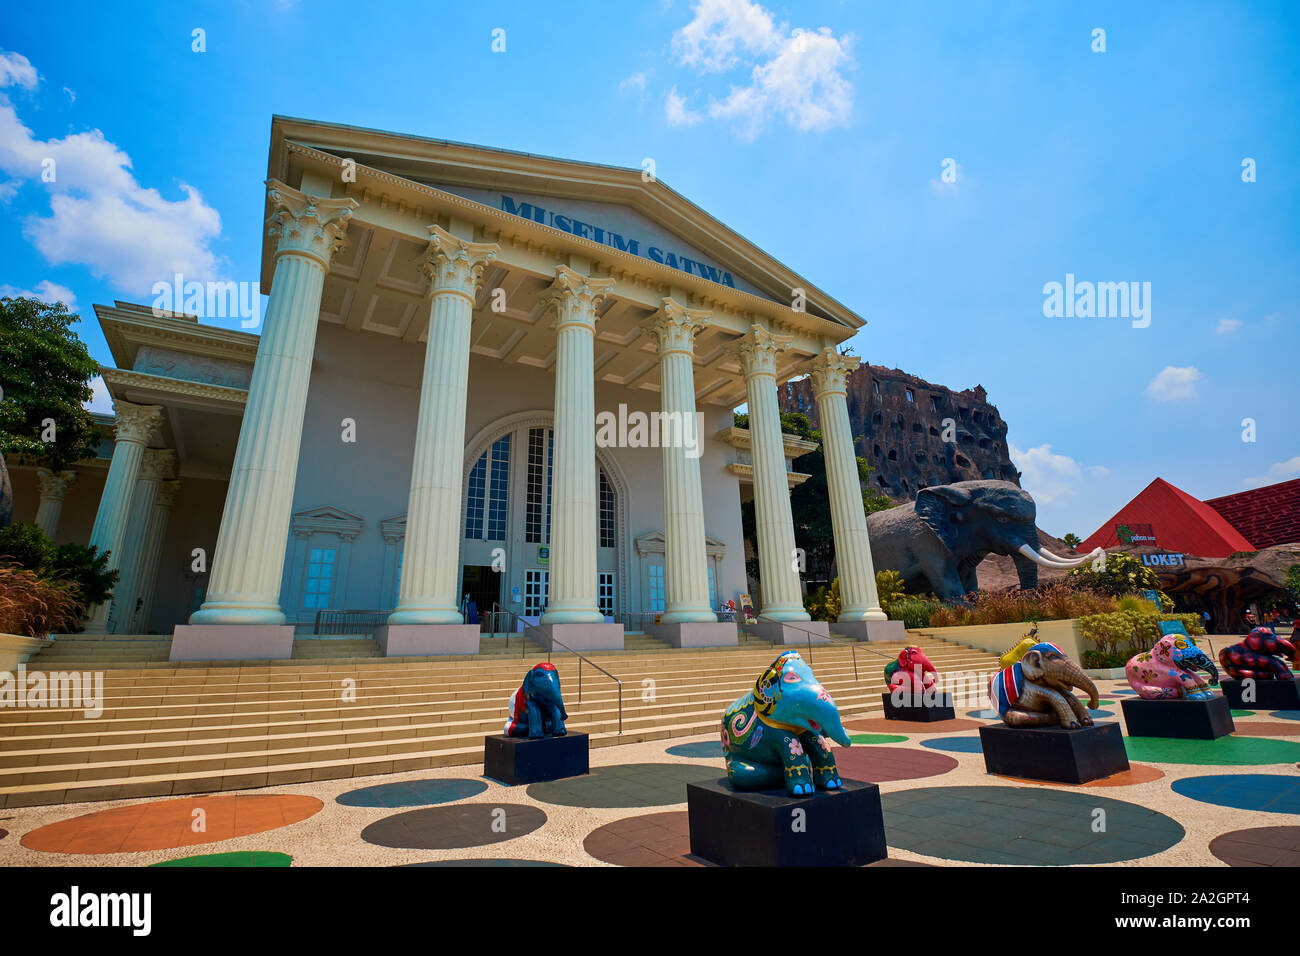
[
  {"x1": 646, "y1": 298, "x2": 711, "y2": 356},
  {"x1": 265, "y1": 179, "x2": 359, "y2": 269},
  {"x1": 111, "y1": 401, "x2": 164, "y2": 445},
  {"x1": 809, "y1": 347, "x2": 862, "y2": 399},
  {"x1": 731, "y1": 324, "x2": 792, "y2": 379},
  {"x1": 139, "y1": 448, "x2": 177, "y2": 482},
  {"x1": 155, "y1": 479, "x2": 182, "y2": 510},
  {"x1": 541, "y1": 265, "x2": 616, "y2": 332},
  {"x1": 36, "y1": 468, "x2": 77, "y2": 501},
  {"x1": 423, "y1": 225, "x2": 500, "y2": 299}
]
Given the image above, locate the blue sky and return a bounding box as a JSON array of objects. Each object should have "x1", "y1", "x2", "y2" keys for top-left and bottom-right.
[{"x1": 1, "y1": 0, "x2": 1296, "y2": 538}]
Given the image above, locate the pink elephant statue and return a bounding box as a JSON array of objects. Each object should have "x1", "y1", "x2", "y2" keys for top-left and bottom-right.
[{"x1": 1126, "y1": 634, "x2": 1219, "y2": 701}]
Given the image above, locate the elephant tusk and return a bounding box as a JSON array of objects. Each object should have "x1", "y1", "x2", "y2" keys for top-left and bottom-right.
[{"x1": 1016, "y1": 544, "x2": 1105, "y2": 569}]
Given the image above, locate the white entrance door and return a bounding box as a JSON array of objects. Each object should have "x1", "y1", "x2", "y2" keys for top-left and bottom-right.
[{"x1": 524, "y1": 568, "x2": 549, "y2": 617}]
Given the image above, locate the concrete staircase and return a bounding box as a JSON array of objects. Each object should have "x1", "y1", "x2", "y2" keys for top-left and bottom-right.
[{"x1": 2, "y1": 635, "x2": 1001, "y2": 808}]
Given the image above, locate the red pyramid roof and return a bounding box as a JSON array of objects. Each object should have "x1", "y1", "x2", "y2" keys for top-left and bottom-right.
[
  {"x1": 1206, "y1": 478, "x2": 1300, "y2": 549},
  {"x1": 1080, "y1": 478, "x2": 1255, "y2": 558}
]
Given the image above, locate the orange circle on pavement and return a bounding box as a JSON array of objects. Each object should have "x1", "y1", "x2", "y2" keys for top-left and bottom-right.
[
  {"x1": 22, "y1": 794, "x2": 323, "y2": 855},
  {"x1": 994, "y1": 763, "x2": 1166, "y2": 788}
]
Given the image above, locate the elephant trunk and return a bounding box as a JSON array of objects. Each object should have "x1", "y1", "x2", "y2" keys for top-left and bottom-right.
[
  {"x1": 810, "y1": 699, "x2": 852, "y2": 748},
  {"x1": 1046, "y1": 658, "x2": 1099, "y2": 709},
  {"x1": 1200, "y1": 658, "x2": 1220, "y2": 686}
]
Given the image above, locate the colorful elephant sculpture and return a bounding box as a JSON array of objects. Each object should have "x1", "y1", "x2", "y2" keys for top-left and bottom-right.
[
  {"x1": 504, "y1": 662, "x2": 568, "y2": 739},
  {"x1": 721, "y1": 651, "x2": 852, "y2": 796},
  {"x1": 989, "y1": 642, "x2": 1099, "y2": 728},
  {"x1": 1126, "y1": 634, "x2": 1219, "y2": 700},
  {"x1": 1219, "y1": 627, "x2": 1297, "y2": 681},
  {"x1": 884, "y1": 645, "x2": 937, "y2": 694}
]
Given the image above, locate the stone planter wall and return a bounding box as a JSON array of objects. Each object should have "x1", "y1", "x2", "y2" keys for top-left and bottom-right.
[{"x1": 0, "y1": 633, "x2": 53, "y2": 671}]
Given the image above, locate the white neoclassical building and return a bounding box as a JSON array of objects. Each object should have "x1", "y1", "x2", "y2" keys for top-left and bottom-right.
[{"x1": 8, "y1": 116, "x2": 895, "y2": 659}]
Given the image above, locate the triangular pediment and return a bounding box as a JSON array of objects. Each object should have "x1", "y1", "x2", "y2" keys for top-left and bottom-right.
[{"x1": 291, "y1": 505, "x2": 365, "y2": 538}]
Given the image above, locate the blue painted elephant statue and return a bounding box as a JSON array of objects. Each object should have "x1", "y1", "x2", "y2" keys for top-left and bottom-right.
[
  {"x1": 721, "y1": 651, "x2": 852, "y2": 796},
  {"x1": 504, "y1": 663, "x2": 568, "y2": 739}
]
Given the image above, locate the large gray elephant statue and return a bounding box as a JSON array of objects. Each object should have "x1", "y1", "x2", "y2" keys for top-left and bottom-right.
[{"x1": 865, "y1": 480, "x2": 1102, "y2": 601}]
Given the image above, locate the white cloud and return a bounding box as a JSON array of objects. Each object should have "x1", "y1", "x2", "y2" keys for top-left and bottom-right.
[
  {"x1": 0, "y1": 51, "x2": 39, "y2": 90},
  {"x1": 668, "y1": 0, "x2": 853, "y2": 136},
  {"x1": 620, "y1": 71, "x2": 649, "y2": 94},
  {"x1": 665, "y1": 86, "x2": 703, "y2": 126},
  {"x1": 929, "y1": 160, "x2": 963, "y2": 197},
  {"x1": 1009, "y1": 443, "x2": 1102, "y2": 506},
  {"x1": 1145, "y1": 365, "x2": 1202, "y2": 401},
  {"x1": 1242, "y1": 456, "x2": 1300, "y2": 489},
  {"x1": 0, "y1": 56, "x2": 224, "y2": 296},
  {"x1": 85, "y1": 375, "x2": 113, "y2": 414},
  {"x1": 1215, "y1": 318, "x2": 1241, "y2": 334},
  {"x1": 0, "y1": 279, "x2": 77, "y2": 312},
  {"x1": 62, "y1": 86, "x2": 75, "y2": 103}
]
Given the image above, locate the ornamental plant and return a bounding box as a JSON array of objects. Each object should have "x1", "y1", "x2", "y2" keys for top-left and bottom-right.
[
  {"x1": 0, "y1": 521, "x2": 116, "y2": 613},
  {"x1": 1067, "y1": 551, "x2": 1169, "y2": 606},
  {"x1": 0, "y1": 563, "x2": 82, "y2": 637}
]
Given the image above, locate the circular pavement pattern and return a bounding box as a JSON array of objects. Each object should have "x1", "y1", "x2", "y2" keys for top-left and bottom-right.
[
  {"x1": 994, "y1": 762, "x2": 1166, "y2": 788},
  {"x1": 0, "y1": 828, "x2": 6, "y2": 842},
  {"x1": 920, "y1": 736, "x2": 983, "y2": 754},
  {"x1": 1215, "y1": 721, "x2": 1300, "y2": 738},
  {"x1": 1087, "y1": 709, "x2": 1115, "y2": 719},
  {"x1": 833, "y1": 744, "x2": 959, "y2": 783},
  {"x1": 584, "y1": 810, "x2": 702, "y2": 867},
  {"x1": 361, "y1": 803, "x2": 546, "y2": 850},
  {"x1": 1171, "y1": 774, "x2": 1300, "y2": 814},
  {"x1": 1268, "y1": 710, "x2": 1300, "y2": 721},
  {"x1": 883, "y1": 786, "x2": 1184, "y2": 865},
  {"x1": 1210, "y1": 826, "x2": 1300, "y2": 866},
  {"x1": 1232, "y1": 710, "x2": 1257, "y2": 718},
  {"x1": 527, "y1": 762, "x2": 718, "y2": 809},
  {"x1": 151, "y1": 851, "x2": 292, "y2": 867},
  {"x1": 403, "y1": 858, "x2": 567, "y2": 867},
  {"x1": 336, "y1": 778, "x2": 488, "y2": 808},
  {"x1": 967, "y1": 709, "x2": 1000, "y2": 720},
  {"x1": 21, "y1": 794, "x2": 323, "y2": 855},
  {"x1": 1123, "y1": 735, "x2": 1300, "y2": 766},
  {"x1": 847, "y1": 717, "x2": 983, "y2": 734},
  {"x1": 849, "y1": 733, "x2": 909, "y2": 744},
  {"x1": 665, "y1": 741, "x2": 723, "y2": 759}
]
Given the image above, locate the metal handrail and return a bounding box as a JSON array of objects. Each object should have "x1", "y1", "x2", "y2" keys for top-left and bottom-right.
[
  {"x1": 736, "y1": 617, "x2": 894, "y2": 683},
  {"x1": 540, "y1": 639, "x2": 626, "y2": 738}
]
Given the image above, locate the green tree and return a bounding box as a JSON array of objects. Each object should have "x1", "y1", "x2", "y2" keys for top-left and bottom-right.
[
  {"x1": 0, "y1": 297, "x2": 99, "y2": 527},
  {"x1": 1062, "y1": 532, "x2": 1082, "y2": 549}
]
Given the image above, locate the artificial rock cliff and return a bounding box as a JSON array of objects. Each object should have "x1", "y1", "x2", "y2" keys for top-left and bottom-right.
[{"x1": 779, "y1": 363, "x2": 1020, "y2": 501}]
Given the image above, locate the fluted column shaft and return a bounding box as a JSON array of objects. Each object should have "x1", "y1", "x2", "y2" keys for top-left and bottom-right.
[
  {"x1": 83, "y1": 401, "x2": 164, "y2": 633},
  {"x1": 389, "y1": 226, "x2": 499, "y2": 625},
  {"x1": 34, "y1": 469, "x2": 77, "y2": 538},
  {"x1": 540, "y1": 266, "x2": 615, "y2": 625},
  {"x1": 735, "y1": 326, "x2": 809, "y2": 621},
  {"x1": 649, "y1": 300, "x2": 715, "y2": 623},
  {"x1": 111, "y1": 449, "x2": 175, "y2": 633},
  {"x1": 130, "y1": 479, "x2": 181, "y2": 633},
  {"x1": 811, "y1": 350, "x2": 886, "y2": 621},
  {"x1": 191, "y1": 180, "x2": 357, "y2": 626}
]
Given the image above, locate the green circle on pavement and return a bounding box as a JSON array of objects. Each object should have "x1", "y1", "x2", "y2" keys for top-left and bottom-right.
[
  {"x1": 850, "y1": 733, "x2": 908, "y2": 744},
  {"x1": 1123, "y1": 735, "x2": 1300, "y2": 766},
  {"x1": 151, "y1": 851, "x2": 292, "y2": 867}
]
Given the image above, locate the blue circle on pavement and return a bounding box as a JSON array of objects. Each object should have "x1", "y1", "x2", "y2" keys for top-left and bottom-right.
[
  {"x1": 967, "y1": 709, "x2": 1000, "y2": 720},
  {"x1": 1171, "y1": 774, "x2": 1300, "y2": 815},
  {"x1": 665, "y1": 741, "x2": 723, "y2": 759},
  {"x1": 337, "y1": 778, "x2": 488, "y2": 808},
  {"x1": 921, "y1": 736, "x2": 983, "y2": 754},
  {"x1": 1269, "y1": 710, "x2": 1300, "y2": 721},
  {"x1": 1088, "y1": 709, "x2": 1114, "y2": 719}
]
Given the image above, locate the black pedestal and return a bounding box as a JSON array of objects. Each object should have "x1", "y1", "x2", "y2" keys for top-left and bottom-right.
[
  {"x1": 881, "y1": 691, "x2": 956, "y2": 721},
  {"x1": 979, "y1": 722, "x2": 1129, "y2": 784},
  {"x1": 482, "y1": 733, "x2": 589, "y2": 785},
  {"x1": 686, "y1": 777, "x2": 887, "y2": 867},
  {"x1": 1120, "y1": 695, "x2": 1235, "y2": 739},
  {"x1": 1220, "y1": 677, "x2": 1300, "y2": 710}
]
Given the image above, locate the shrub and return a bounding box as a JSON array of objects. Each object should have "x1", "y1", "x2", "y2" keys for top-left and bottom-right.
[
  {"x1": 0, "y1": 563, "x2": 82, "y2": 637},
  {"x1": 804, "y1": 579, "x2": 841, "y2": 622},
  {"x1": 927, "y1": 581, "x2": 1116, "y2": 627},
  {"x1": 1068, "y1": 551, "x2": 1167, "y2": 601},
  {"x1": 875, "y1": 570, "x2": 906, "y2": 615},
  {"x1": 0, "y1": 521, "x2": 115, "y2": 613},
  {"x1": 0, "y1": 521, "x2": 53, "y2": 571},
  {"x1": 1076, "y1": 609, "x2": 1207, "y2": 660},
  {"x1": 888, "y1": 595, "x2": 944, "y2": 629}
]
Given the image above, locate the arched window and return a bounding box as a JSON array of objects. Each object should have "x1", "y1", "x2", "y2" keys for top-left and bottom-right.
[
  {"x1": 465, "y1": 434, "x2": 511, "y2": 541},
  {"x1": 599, "y1": 469, "x2": 616, "y2": 549}
]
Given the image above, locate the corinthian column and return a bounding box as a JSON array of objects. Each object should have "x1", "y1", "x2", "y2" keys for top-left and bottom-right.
[
  {"x1": 110, "y1": 448, "x2": 175, "y2": 633},
  {"x1": 734, "y1": 325, "x2": 809, "y2": 623},
  {"x1": 810, "y1": 348, "x2": 887, "y2": 625},
  {"x1": 130, "y1": 479, "x2": 181, "y2": 633},
  {"x1": 387, "y1": 226, "x2": 498, "y2": 626},
  {"x1": 83, "y1": 400, "x2": 164, "y2": 633},
  {"x1": 539, "y1": 265, "x2": 615, "y2": 627},
  {"x1": 34, "y1": 469, "x2": 77, "y2": 538},
  {"x1": 189, "y1": 180, "x2": 356, "y2": 629},
  {"x1": 646, "y1": 299, "x2": 716, "y2": 625}
]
